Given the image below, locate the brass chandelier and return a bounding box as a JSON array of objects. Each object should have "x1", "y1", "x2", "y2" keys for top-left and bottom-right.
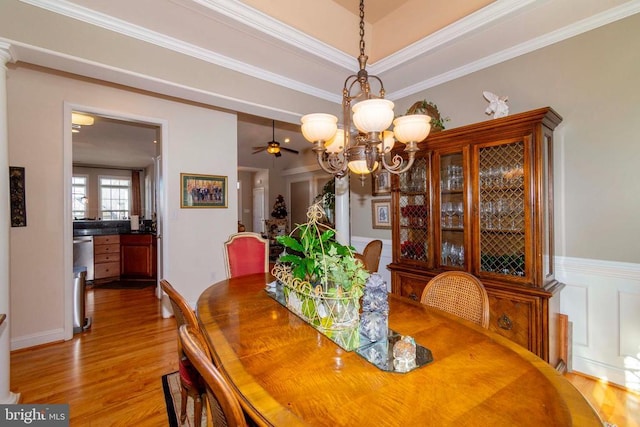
[{"x1": 301, "y1": 0, "x2": 432, "y2": 184}]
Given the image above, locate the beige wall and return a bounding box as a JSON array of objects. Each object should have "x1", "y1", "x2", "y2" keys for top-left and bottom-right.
[
  {"x1": 8, "y1": 65, "x2": 237, "y2": 348},
  {"x1": 351, "y1": 13, "x2": 640, "y2": 264}
]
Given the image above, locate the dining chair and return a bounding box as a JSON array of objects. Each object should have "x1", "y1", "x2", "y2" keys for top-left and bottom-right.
[
  {"x1": 179, "y1": 324, "x2": 248, "y2": 427},
  {"x1": 420, "y1": 271, "x2": 490, "y2": 328},
  {"x1": 160, "y1": 279, "x2": 206, "y2": 427},
  {"x1": 357, "y1": 239, "x2": 383, "y2": 273},
  {"x1": 223, "y1": 232, "x2": 269, "y2": 278}
]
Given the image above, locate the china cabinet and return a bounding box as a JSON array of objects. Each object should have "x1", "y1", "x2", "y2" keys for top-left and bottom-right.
[{"x1": 388, "y1": 107, "x2": 564, "y2": 365}]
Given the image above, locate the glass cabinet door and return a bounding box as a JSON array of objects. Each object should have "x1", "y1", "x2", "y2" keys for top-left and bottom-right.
[
  {"x1": 436, "y1": 151, "x2": 466, "y2": 269},
  {"x1": 476, "y1": 139, "x2": 527, "y2": 278},
  {"x1": 398, "y1": 157, "x2": 429, "y2": 264}
]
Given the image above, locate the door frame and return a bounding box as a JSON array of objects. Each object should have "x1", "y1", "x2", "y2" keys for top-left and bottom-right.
[{"x1": 64, "y1": 102, "x2": 168, "y2": 339}]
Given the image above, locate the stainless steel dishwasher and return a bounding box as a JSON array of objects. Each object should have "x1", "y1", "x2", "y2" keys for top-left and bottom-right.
[{"x1": 73, "y1": 235, "x2": 94, "y2": 281}]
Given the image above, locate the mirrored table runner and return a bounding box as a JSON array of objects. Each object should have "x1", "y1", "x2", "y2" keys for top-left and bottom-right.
[{"x1": 265, "y1": 282, "x2": 433, "y2": 373}]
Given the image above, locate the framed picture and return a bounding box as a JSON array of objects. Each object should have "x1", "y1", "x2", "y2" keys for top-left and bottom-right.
[
  {"x1": 180, "y1": 173, "x2": 227, "y2": 208},
  {"x1": 371, "y1": 199, "x2": 391, "y2": 229},
  {"x1": 372, "y1": 170, "x2": 391, "y2": 196},
  {"x1": 9, "y1": 166, "x2": 27, "y2": 227}
]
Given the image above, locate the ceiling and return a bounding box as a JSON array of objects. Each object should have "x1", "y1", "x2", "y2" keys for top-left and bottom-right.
[{"x1": 64, "y1": 0, "x2": 638, "y2": 169}]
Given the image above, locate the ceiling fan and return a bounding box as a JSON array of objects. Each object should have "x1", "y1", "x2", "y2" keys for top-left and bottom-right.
[{"x1": 252, "y1": 120, "x2": 299, "y2": 157}]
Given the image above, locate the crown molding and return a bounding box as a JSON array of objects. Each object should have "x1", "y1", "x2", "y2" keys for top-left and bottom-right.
[
  {"x1": 370, "y1": 0, "x2": 537, "y2": 74},
  {"x1": 19, "y1": 0, "x2": 341, "y2": 103},
  {"x1": 18, "y1": 0, "x2": 640, "y2": 104},
  {"x1": 388, "y1": 0, "x2": 640, "y2": 99},
  {"x1": 189, "y1": 0, "x2": 354, "y2": 68}
]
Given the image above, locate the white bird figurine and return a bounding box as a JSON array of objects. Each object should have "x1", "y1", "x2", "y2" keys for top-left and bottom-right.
[{"x1": 483, "y1": 91, "x2": 509, "y2": 118}]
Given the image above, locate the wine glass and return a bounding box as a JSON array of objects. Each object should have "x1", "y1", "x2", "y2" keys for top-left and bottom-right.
[
  {"x1": 448, "y1": 244, "x2": 459, "y2": 266},
  {"x1": 444, "y1": 202, "x2": 456, "y2": 228},
  {"x1": 441, "y1": 242, "x2": 450, "y2": 266},
  {"x1": 455, "y1": 202, "x2": 464, "y2": 229}
]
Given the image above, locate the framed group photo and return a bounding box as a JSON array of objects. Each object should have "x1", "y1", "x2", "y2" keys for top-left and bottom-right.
[
  {"x1": 371, "y1": 198, "x2": 391, "y2": 229},
  {"x1": 180, "y1": 173, "x2": 227, "y2": 208},
  {"x1": 372, "y1": 170, "x2": 391, "y2": 196}
]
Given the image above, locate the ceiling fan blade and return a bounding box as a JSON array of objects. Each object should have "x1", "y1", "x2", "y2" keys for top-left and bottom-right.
[
  {"x1": 252, "y1": 147, "x2": 268, "y2": 154},
  {"x1": 281, "y1": 147, "x2": 299, "y2": 154},
  {"x1": 275, "y1": 151, "x2": 282, "y2": 158}
]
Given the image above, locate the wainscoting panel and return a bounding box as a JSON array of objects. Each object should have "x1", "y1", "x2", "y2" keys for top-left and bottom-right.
[
  {"x1": 560, "y1": 284, "x2": 589, "y2": 346},
  {"x1": 557, "y1": 256, "x2": 640, "y2": 391},
  {"x1": 619, "y1": 290, "x2": 640, "y2": 358}
]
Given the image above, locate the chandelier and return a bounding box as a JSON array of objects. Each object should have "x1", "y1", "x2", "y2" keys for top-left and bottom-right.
[{"x1": 300, "y1": 0, "x2": 431, "y2": 184}]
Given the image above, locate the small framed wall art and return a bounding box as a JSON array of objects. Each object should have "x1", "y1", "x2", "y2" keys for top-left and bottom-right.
[
  {"x1": 10, "y1": 166, "x2": 27, "y2": 227},
  {"x1": 372, "y1": 170, "x2": 391, "y2": 196},
  {"x1": 371, "y1": 198, "x2": 391, "y2": 229},
  {"x1": 180, "y1": 173, "x2": 227, "y2": 208}
]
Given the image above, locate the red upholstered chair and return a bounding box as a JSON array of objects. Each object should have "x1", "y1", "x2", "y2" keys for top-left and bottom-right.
[
  {"x1": 223, "y1": 232, "x2": 269, "y2": 278},
  {"x1": 160, "y1": 280, "x2": 206, "y2": 427}
]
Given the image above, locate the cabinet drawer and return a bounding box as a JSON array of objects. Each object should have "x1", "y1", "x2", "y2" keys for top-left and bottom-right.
[
  {"x1": 487, "y1": 292, "x2": 536, "y2": 351},
  {"x1": 94, "y1": 243, "x2": 120, "y2": 255},
  {"x1": 94, "y1": 235, "x2": 120, "y2": 245},
  {"x1": 94, "y1": 261, "x2": 120, "y2": 279},
  {"x1": 95, "y1": 253, "x2": 120, "y2": 263},
  {"x1": 399, "y1": 276, "x2": 429, "y2": 302}
]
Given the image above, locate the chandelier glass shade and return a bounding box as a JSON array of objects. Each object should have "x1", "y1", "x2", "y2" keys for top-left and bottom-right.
[{"x1": 300, "y1": 0, "x2": 431, "y2": 183}]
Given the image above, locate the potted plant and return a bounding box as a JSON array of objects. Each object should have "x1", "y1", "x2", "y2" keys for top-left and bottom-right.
[{"x1": 273, "y1": 201, "x2": 369, "y2": 331}]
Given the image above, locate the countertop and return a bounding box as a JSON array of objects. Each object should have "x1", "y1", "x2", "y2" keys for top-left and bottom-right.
[{"x1": 73, "y1": 220, "x2": 155, "y2": 237}]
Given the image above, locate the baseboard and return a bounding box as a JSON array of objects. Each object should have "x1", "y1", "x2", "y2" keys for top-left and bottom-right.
[
  {"x1": 10, "y1": 328, "x2": 66, "y2": 351},
  {"x1": 571, "y1": 355, "x2": 639, "y2": 393}
]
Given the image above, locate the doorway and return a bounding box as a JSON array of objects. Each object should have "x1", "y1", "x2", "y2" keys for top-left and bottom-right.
[
  {"x1": 66, "y1": 103, "x2": 167, "y2": 338},
  {"x1": 253, "y1": 187, "x2": 265, "y2": 234}
]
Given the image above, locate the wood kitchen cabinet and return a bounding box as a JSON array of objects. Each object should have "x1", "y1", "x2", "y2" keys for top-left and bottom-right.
[
  {"x1": 120, "y1": 234, "x2": 157, "y2": 279},
  {"x1": 388, "y1": 107, "x2": 564, "y2": 366},
  {"x1": 94, "y1": 234, "x2": 120, "y2": 282}
]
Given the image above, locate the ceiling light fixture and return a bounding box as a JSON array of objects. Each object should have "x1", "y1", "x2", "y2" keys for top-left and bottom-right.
[
  {"x1": 71, "y1": 112, "x2": 95, "y2": 126},
  {"x1": 300, "y1": 0, "x2": 431, "y2": 184}
]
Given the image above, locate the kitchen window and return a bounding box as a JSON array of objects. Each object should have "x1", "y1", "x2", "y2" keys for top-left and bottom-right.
[
  {"x1": 100, "y1": 176, "x2": 131, "y2": 220},
  {"x1": 72, "y1": 175, "x2": 88, "y2": 219}
]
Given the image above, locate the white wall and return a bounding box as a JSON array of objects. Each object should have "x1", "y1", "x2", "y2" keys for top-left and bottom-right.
[{"x1": 8, "y1": 65, "x2": 237, "y2": 348}]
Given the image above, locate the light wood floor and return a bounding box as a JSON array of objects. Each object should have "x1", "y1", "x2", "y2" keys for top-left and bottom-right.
[
  {"x1": 10, "y1": 285, "x2": 177, "y2": 426},
  {"x1": 10, "y1": 285, "x2": 639, "y2": 426}
]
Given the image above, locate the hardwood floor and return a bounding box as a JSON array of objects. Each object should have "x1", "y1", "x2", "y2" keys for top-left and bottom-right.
[
  {"x1": 564, "y1": 372, "x2": 639, "y2": 427},
  {"x1": 10, "y1": 285, "x2": 177, "y2": 426},
  {"x1": 10, "y1": 285, "x2": 639, "y2": 426}
]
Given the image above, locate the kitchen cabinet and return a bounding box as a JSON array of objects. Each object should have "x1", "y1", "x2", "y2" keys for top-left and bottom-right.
[
  {"x1": 94, "y1": 235, "x2": 120, "y2": 282},
  {"x1": 388, "y1": 107, "x2": 564, "y2": 366},
  {"x1": 120, "y1": 234, "x2": 157, "y2": 279}
]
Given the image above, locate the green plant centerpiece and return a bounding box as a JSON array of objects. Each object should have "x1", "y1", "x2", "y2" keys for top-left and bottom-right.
[{"x1": 273, "y1": 201, "x2": 369, "y2": 332}]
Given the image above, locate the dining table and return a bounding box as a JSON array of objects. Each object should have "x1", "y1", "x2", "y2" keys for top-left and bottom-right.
[{"x1": 196, "y1": 272, "x2": 602, "y2": 426}]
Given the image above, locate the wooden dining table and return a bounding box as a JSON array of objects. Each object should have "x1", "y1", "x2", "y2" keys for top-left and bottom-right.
[{"x1": 196, "y1": 273, "x2": 602, "y2": 426}]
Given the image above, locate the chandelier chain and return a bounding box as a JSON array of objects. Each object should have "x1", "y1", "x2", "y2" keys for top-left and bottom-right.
[{"x1": 359, "y1": 0, "x2": 365, "y2": 56}]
